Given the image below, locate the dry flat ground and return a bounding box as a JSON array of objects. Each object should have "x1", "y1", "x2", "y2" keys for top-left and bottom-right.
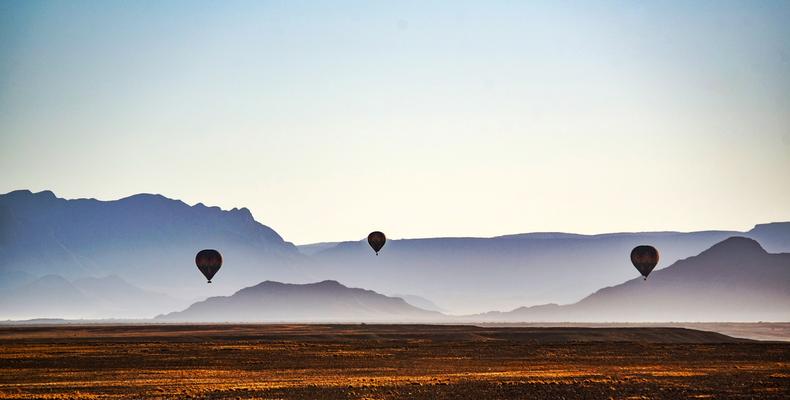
[
  {"x1": 474, "y1": 322, "x2": 790, "y2": 342},
  {"x1": 0, "y1": 324, "x2": 787, "y2": 399}
]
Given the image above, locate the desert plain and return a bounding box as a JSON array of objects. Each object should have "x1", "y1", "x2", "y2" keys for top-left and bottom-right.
[{"x1": 0, "y1": 324, "x2": 787, "y2": 399}]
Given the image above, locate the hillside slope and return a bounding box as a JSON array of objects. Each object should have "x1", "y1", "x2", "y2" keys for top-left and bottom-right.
[
  {"x1": 473, "y1": 237, "x2": 790, "y2": 322},
  {"x1": 0, "y1": 190, "x2": 304, "y2": 298},
  {"x1": 158, "y1": 280, "x2": 444, "y2": 322}
]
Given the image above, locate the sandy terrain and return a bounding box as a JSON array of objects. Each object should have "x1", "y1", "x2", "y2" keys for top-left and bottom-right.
[
  {"x1": 0, "y1": 324, "x2": 787, "y2": 399},
  {"x1": 471, "y1": 322, "x2": 790, "y2": 342}
]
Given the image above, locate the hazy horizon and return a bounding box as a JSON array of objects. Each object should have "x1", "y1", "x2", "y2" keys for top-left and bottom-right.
[{"x1": 2, "y1": 0, "x2": 790, "y2": 244}]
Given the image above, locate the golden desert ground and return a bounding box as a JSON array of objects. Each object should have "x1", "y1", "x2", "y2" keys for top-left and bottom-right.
[{"x1": 0, "y1": 324, "x2": 787, "y2": 399}]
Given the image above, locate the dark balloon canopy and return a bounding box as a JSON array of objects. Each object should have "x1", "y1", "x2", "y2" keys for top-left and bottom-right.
[
  {"x1": 630, "y1": 245, "x2": 659, "y2": 280},
  {"x1": 367, "y1": 231, "x2": 386, "y2": 255},
  {"x1": 195, "y1": 249, "x2": 222, "y2": 283}
]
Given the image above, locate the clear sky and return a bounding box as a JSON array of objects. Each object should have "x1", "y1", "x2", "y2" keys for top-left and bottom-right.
[{"x1": 1, "y1": 0, "x2": 789, "y2": 244}]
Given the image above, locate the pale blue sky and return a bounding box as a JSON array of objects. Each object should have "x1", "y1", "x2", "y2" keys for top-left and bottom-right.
[{"x1": 1, "y1": 0, "x2": 789, "y2": 244}]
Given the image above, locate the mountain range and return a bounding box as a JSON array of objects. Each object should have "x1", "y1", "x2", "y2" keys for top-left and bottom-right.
[
  {"x1": 156, "y1": 236, "x2": 789, "y2": 323},
  {"x1": 297, "y1": 223, "x2": 790, "y2": 313},
  {"x1": 0, "y1": 189, "x2": 304, "y2": 301},
  {"x1": 2, "y1": 236, "x2": 789, "y2": 322},
  {"x1": 1, "y1": 189, "x2": 789, "y2": 320},
  {"x1": 470, "y1": 237, "x2": 790, "y2": 322}
]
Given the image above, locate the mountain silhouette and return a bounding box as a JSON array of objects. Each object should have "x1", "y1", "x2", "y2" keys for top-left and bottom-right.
[
  {"x1": 0, "y1": 275, "x2": 94, "y2": 320},
  {"x1": 297, "y1": 225, "x2": 790, "y2": 313},
  {"x1": 472, "y1": 237, "x2": 790, "y2": 322},
  {"x1": 71, "y1": 275, "x2": 189, "y2": 318},
  {"x1": 392, "y1": 293, "x2": 448, "y2": 313},
  {"x1": 0, "y1": 274, "x2": 187, "y2": 319},
  {"x1": 746, "y1": 222, "x2": 790, "y2": 253},
  {"x1": 157, "y1": 280, "x2": 444, "y2": 322},
  {"x1": 0, "y1": 189, "x2": 304, "y2": 300},
  {"x1": 3, "y1": 189, "x2": 790, "y2": 316}
]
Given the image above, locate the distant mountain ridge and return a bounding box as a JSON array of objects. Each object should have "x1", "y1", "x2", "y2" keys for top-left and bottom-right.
[
  {"x1": 0, "y1": 189, "x2": 304, "y2": 300},
  {"x1": 158, "y1": 280, "x2": 443, "y2": 322},
  {"x1": 297, "y1": 224, "x2": 790, "y2": 313},
  {"x1": 157, "y1": 236, "x2": 790, "y2": 322},
  {"x1": 470, "y1": 237, "x2": 790, "y2": 322},
  {"x1": 2, "y1": 189, "x2": 789, "y2": 317},
  {"x1": 0, "y1": 274, "x2": 186, "y2": 319},
  {"x1": 3, "y1": 236, "x2": 789, "y2": 322}
]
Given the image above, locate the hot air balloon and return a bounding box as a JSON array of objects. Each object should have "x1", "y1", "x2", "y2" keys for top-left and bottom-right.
[
  {"x1": 195, "y1": 249, "x2": 222, "y2": 283},
  {"x1": 367, "y1": 231, "x2": 386, "y2": 255},
  {"x1": 630, "y1": 245, "x2": 658, "y2": 280}
]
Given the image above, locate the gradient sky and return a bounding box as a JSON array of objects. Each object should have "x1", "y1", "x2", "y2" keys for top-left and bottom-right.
[{"x1": 1, "y1": 0, "x2": 789, "y2": 244}]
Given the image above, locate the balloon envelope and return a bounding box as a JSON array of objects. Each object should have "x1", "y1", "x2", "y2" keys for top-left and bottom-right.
[
  {"x1": 630, "y1": 245, "x2": 659, "y2": 279},
  {"x1": 367, "y1": 231, "x2": 386, "y2": 255},
  {"x1": 195, "y1": 249, "x2": 222, "y2": 283}
]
